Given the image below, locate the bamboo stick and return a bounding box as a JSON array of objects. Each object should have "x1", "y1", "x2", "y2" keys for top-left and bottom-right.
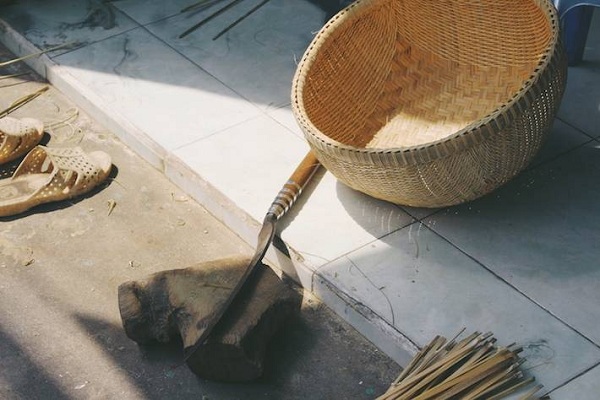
[
  {"x1": 379, "y1": 339, "x2": 487, "y2": 399},
  {"x1": 461, "y1": 369, "x2": 521, "y2": 400},
  {"x1": 0, "y1": 42, "x2": 77, "y2": 68},
  {"x1": 390, "y1": 335, "x2": 446, "y2": 387},
  {"x1": 0, "y1": 72, "x2": 30, "y2": 81},
  {"x1": 212, "y1": 0, "x2": 270, "y2": 40},
  {"x1": 411, "y1": 351, "x2": 516, "y2": 400},
  {"x1": 0, "y1": 86, "x2": 49, "y2": 118},
  {"x1": 179, "y1": 0, "x2": 246, "y2": 38},
  {"x1": 180, "y1": 0, "x2": 216, "y2": 13},
  {"x1": 379, "y1": 331, "x2": 546, "y2": 400},
  {"x1": 518, "y1": 384, "x2": 546, "y2": 400}
]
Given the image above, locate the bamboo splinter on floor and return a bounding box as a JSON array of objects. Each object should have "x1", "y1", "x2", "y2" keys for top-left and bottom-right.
[
  {"x1": 179, "y1": 0, "x2": 246, "y2": 38},
  {"x1": 0, "y1": 86, "x2": 49, "y2": 119},
  {"x1": 378, "y1": 330, "x2": 550, "y2": 400},
  {"x1": 212, "y1": 0, "x2": 270, "y2": 40},
  {"x1": 0, "y1": 42, "x2": 77, "y2": 68}
]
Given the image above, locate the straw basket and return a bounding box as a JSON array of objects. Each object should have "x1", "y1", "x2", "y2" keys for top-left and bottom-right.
[{"x1": 292, "y1": 0, "x2": 567, "y2": 208}]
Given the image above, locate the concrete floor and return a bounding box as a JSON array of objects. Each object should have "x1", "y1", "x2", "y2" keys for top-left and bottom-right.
[{"x1": 0, "y1": 44, "x2": 399, "y2": 400}]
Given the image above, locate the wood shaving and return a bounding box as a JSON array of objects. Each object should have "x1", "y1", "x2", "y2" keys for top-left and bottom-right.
[{"x1": 107, "y1": 199, "x2": 116, "y2": 216}]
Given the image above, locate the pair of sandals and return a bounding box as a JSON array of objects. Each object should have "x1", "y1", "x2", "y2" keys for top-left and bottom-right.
[{"x1": 0, "y1": 116, "x2": 112, "y2": 217}]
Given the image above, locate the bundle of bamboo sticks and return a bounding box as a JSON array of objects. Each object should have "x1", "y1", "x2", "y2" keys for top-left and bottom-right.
[{"x1": 378, "y1": 330, "x2": 549, "y2": 400}]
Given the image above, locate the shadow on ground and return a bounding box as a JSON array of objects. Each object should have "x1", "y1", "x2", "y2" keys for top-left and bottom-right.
[
  {"x1": 0, "y1": 325, "x2": 70, "y2": 400},
  {"x1": 70, "y1": 300, "x2": 399, "y2": 400}
]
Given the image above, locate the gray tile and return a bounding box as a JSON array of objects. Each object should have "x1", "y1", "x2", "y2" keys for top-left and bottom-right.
[
  {"x1": 144, "y1": 0, "x2": 326, "y2": 109},
  {"x1": 281, "y1": 173, "x2": 414, "y2": 268},
  {"x1": 574, "y1": 6, "x2": 600, "y2": 62},
  {"x1": 399, "y1": 205, "x2": 442, "y2": 221},
  {"x1": 52, "y1": 27, "x2": 261, "y2": 151},
  {"x1": 317, "y1": 223, "x2": 600, "y2": 391},
  {"x1": 312, "y1": 271, "x2": 419, "y2": 368},
  {"x1": 423, "y1": 141, "x2": 600, "y2": 345},
  {"x1": 267, "y1": 104, "x2": 305, "y2": 139},
  {"x1": 557, "y1": 66, "x2": 600, "y2": 138},
  {"x1": 111, "y1": 0, "x2": 191, "y2": 25},
  {"x1": 531, "y1": 119, "x2": 593, "y2": 166},
  {"x1": 172, "y1": 113, "x2": 310, "y2": 221},
  {"x1": 172, "y1": 109, "x2": 413, "y2": 269},
  {"x1": 557, "y1": 10, "x2": 600, "y2": 137},
  {"x1": 551, "y1": 364, "x2": 600, "y2": 400},
  {"x1": 0, "y1": 0, "x2": 138, "y2": 50}
]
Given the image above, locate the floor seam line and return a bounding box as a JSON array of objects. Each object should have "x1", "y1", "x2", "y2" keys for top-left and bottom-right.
[
  {"x1": 136, "y1": 18, "x2": 265, "y2": 110},
  {"x1": 427, "y1": 224, "x2": 600, "y2": 351},
  {"x1": 546, "y1": 360, "x2": 600, "y2": 395}
]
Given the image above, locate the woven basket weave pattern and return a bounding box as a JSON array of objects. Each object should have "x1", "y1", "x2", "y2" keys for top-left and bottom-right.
[{"x1": 293, "y1": 0, "x2": 567, "y2": 208}]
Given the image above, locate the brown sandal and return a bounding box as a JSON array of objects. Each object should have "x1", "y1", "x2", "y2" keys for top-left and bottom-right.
[
  {"x1": 0, "y1": 117, "x2": 44, "y2": 164},
  {"x1": 0, "y1": 145, "x2": 112, "y2": 217}
]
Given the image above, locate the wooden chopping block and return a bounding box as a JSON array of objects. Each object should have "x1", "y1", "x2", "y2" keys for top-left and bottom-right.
[{"x1": 117, "y1": 256, "x2": 302, "y2": 381}]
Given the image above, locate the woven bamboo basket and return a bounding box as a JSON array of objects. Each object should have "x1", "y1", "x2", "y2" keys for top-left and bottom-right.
[{"x1": 292, "y1": 0, "x2": 567, "y2": 208}]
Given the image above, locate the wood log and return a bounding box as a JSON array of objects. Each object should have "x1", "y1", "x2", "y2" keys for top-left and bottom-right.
[{"x1": 117, "y1": 256, "x2": 302, "y2": 382}]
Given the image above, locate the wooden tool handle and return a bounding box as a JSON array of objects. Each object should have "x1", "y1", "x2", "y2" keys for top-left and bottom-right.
[{"x1": 267, "y1": 151, "x2": 320, "y2": 220}]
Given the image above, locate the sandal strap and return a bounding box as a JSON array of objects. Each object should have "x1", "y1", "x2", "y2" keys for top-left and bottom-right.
[
  {"x1": 15, "y1": 146, "x2": 107, "y2": 198},
  {"x1": 0, "y1": 117, "x2": 44, "y2": 163}
]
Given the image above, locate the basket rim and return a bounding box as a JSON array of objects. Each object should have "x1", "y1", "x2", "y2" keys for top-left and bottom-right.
[{"x1": 291, "y1": 0, "x2": 562, "y2": 165}]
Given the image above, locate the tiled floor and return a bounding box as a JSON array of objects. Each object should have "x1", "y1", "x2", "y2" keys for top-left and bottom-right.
[{"x1": 2, "y1": 1, "x2": 600, "y2": 397}]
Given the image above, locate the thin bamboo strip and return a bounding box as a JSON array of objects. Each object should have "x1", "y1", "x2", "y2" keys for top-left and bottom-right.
[
  {"x1": 391, "y1": 342, "x2": 434, "y2": 385},
  {"x1": 384, "y1": 332, "x2": 487, "y2": 396},
  {"x1": 179, "y1": 0, "x2": 246, "y2": 38},
  {"x1": 379, "y1": 331, "x2": 546, "y2": 400},
  {"x1": 45, "y1": 108, "x2": 80, "y2": 130},
  {"x1": 410, "y1": 351, "x2": 516, "y2": 400},
  {"x1": 445, "y1": 342, "x2": 496, "y2": 381},
  {"x1": 379, "y1": 336, "x2": 489, "y2": 399},
  {"x1": 0, "y1": 86, "x2": 49, "y2": 118},
  {"x1": 0, "y1": 72, "x2": 30, "y2": 81},
  {"x1": 404, "y1": 336, "x2": 449, "y2": 376},
  {"x1": 440, "y1": 359, "x2": 522, "y2": 400},
  {"x1": 180, "y1": 0, "x2": 216, "y2": 12},
  {"x1": 0, "y1": 42, "x2": 76, "y2": 68},
  {"x1": 212, "y1": 0, "x2": 270, "y2": 40},
  {"x1": 473, "y1": 374, "x2": 526, "y2": 400},
  {"x1": 390, "y1": 335, "x2": 451, "y2": 386},
  {"x1": 518, "y1": 384, "x2": 546, "y2": 400},
  {"x1": 424, "y1": 362, "x2": 515, "y2": 400},
  {"x1": 470, "y1": 360, "x2": 527, "y2": 398},
  {"x1": 461, "y1": 369, "x2": 522, "y2": 400},
  {"x1": 478, "y1": 376, "x2": 537, "y2": 400},
  {"x1": 418, "y1": 341, "x2": 490, "y2": 393}
]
